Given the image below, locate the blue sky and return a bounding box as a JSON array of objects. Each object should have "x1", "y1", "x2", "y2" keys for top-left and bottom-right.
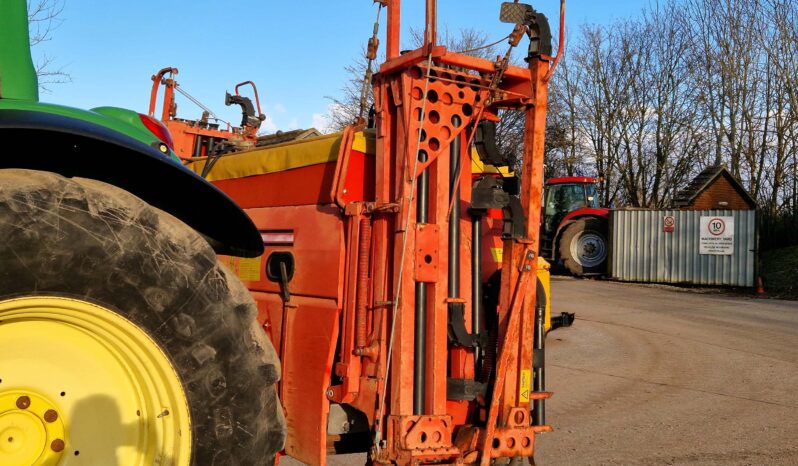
[{"x1": 36, "y1": 1, "x2": 645, "y2": 133}]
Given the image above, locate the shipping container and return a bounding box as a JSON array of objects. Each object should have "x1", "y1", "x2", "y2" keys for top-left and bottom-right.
[{"x1": 609, "y1": 209, "x2": 756, "y2": 287}]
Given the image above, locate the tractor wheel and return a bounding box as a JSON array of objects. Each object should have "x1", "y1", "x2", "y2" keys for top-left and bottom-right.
[
  {"x1": 558, "y1": 218, "x2": 608, "y2": 276},
  {"x1": 0, "y1": 169, "x2": 285, "y2": 466}
]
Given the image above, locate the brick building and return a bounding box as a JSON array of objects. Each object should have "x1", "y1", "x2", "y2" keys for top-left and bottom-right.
[{"x1": 672, "y1": 165, "x2": 757, "y2": 210}]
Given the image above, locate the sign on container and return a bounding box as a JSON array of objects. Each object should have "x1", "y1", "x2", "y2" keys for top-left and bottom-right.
[
  {"x1": 663, "y1": 215, "x2": 675, "y2": 233},
  {"x1": 699, "y1": 216, "x2": 734, "y2": 255}
]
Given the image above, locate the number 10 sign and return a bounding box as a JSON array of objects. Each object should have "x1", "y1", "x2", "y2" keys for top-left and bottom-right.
[{"x1": 699, "y1": 216, "x2": 734, "y2": 255}]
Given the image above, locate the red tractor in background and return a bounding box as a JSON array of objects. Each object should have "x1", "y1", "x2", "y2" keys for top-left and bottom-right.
[{"x1": 541, "y1": 176, "x2": 609, "y2": 276}]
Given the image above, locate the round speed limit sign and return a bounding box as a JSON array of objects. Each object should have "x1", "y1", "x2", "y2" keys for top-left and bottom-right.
[{"x1": 707, "y1": 217, "x2": 726, "y2": 236}]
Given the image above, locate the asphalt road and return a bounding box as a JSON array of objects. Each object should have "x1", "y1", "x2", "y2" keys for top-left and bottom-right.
[
  {"x1": 285, "y1": 278, "x2": 798, "y2": 465},
  {"x1": 536, "y1": 277, "x2": 798, "y2": 465}
]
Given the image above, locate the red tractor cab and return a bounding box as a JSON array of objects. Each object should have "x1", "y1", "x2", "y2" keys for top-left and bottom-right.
[{"x1": 540, "y1": 177, "x2": 610, "y2": 276}]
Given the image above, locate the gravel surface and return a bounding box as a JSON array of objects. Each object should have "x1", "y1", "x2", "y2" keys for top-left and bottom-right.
[{"x1": 284, "y1": 277, "x2": 798, "y2": 465}]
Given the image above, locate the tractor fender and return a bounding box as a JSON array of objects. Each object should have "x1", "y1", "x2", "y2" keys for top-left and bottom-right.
[
  {"x1": 0, "y1": 108, "x2": 263, "y2": 257},
  {"x1": 553, "y1": 211, "x2": 609, "y2": 259},
  {"x1": 561, "y1": 207, "x2": 610, "y2": 224}
]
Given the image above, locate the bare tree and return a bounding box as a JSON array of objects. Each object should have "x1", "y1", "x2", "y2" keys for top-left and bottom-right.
[
  {"x1": 761, "y1": 0, "x2": 798, "y2": 213},
  {"x1": 324, "y1": 47, "x2": 373, "y2": 132},
  {"x1": 27, "y1": 0, "x2": 70, "y2": 92},
  {"x1": 547, "y1": 43, "x2": 588, "y2": 179},
  {"x1": 325, "y1": 0, "x2": 798, "y2": 236},
  {"x1": 325, "y1": 27, "x2": 499, "y2": 132}
]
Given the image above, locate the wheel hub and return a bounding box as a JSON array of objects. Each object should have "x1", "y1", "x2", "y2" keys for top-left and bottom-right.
[
  {"x1": 0, "y1": 391, "x2": 65, "y2": 465},
  {"x1": 0, "y1": 297, "x2": 191, "y2": 466},
  {"x1": 571, "y1": 231, "x2": 607, "y2": 268}
]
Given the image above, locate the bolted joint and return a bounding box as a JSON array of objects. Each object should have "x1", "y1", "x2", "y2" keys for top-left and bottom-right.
[
  {"x1": 367, "y1": 37, "x2": 380, "y2": 60},
  {"x1": 44, "y1": 409, "x2": 59, "y2": 423},
  {"x1": 519, "y1": 249, "x2": 536, "y2": 272},
  {"x1": 16, "y1": 395, "x2": 31, "y2": 410},
  {"x1": 50, "y1": 438, "x2": 65, "y2": 453},
  {"x1": 509, "y1": 24, "x2": 528, "y2": 47}
]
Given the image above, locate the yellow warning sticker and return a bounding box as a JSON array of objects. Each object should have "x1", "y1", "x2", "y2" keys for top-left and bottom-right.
[
  {"x1": 236, "y1": 257, "x2": 262, "y2": 282},
  {"x1": 519, "y1": 369, "x2": 531, "y2": 404},
  {"x1": 218, "y1": 256, "x2": 262, "y2": 282},
  {"x1": 491, "y1": 247, "x2": 503, "y2": 263}
]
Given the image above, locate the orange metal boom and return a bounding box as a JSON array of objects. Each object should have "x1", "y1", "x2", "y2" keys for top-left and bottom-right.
[
  {"x1": 187, "y1": 1, "x2": 565, "y2": 465},
  {"x1": 148, "y1": 68, "x2": 264, "y2": 160}
]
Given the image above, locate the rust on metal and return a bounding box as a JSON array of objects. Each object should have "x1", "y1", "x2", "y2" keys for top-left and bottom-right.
[
  {"x1": 188, "y1": 1, "x2": 566, "y2": 464},
  {"x1": 355, "y1": 217, "x2": 373, "y2": 351}
]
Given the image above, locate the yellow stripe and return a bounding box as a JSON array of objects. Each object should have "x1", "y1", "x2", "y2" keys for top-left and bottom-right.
[
  {"x1": 352, "y1": 128, "x2": 376, "y2": 154},
  {"x1": 186, "y1": 130, "x2": 377, "y2": 182}
]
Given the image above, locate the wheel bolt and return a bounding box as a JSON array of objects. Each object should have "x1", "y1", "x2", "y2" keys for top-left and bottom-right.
[
  {"x1": 15, "y1": 395, "x2": 31, "y2": 410},
  {"x1": 44, "y1": 409, "x2": 59, "y2": 423},
  {"x1": 50, "y1": 438, "x2": 65, "y2": 452}
]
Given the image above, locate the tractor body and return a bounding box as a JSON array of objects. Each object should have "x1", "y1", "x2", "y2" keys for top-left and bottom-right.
[
  {"x1": 0, "y1": 0, "x2": 263, "y2": 257},
  {"x1": 541, "y1": 176, "x2": 610, "y2": 275},
  {"x1": 0, "y1": 3, "x2": 284, "y2": 465}
]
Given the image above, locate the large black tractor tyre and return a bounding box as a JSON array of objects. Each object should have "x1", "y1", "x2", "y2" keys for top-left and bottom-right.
[
  {"x1": 0, "y1": 169, "x2": 285, "y2": 465},
  {"x1": 558, "y1": 217, "x2": 608, "y2": 277}
]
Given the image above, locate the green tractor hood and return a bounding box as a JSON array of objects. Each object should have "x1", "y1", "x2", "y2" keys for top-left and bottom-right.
[{"x1": 0, "y1": 0, "x2": 263, "y2": 258}]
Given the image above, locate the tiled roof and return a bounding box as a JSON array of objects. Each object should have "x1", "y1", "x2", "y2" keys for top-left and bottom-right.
[{"x1": 671, "y1": 165, "x2": 756, "y2": 208}]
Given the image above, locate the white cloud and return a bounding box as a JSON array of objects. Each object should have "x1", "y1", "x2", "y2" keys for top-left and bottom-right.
[
  {"x1": 273, "y1": 103, "x2": 286, "y2": 113},
  {"x1": 258, "y1": 114, "x2": 278, "y2": 135},
  {"x1": 287, "y1": 118, "x2": 299, "y2": 130},
  {"x1": 312, "y1": 112, "x2": 332, "y2": 134}
]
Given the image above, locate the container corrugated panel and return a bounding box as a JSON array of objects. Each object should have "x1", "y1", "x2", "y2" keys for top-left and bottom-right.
[{"x1": 610, "y1": 209, "x2": 756, "y2": 287}]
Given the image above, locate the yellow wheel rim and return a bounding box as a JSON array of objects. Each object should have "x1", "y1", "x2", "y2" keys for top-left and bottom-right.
[{"x1": 0, "y1": 297, "x2": 191, "y2": 465}]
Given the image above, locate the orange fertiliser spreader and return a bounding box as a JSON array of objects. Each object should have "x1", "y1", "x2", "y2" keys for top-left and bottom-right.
[{"x1": 188, "y1": 2, "x2": 565, "y2": 465}]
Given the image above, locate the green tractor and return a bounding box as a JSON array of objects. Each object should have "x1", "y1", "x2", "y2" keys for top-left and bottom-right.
[{"x1": 0, "y1": 1, "x2": 285, "y2": 465}]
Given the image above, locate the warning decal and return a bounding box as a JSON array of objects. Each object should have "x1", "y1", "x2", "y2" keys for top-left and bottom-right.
[
  {"x1": 491, "y1": 247, "x2": 503, "y2": 263},
  {"x1": 237, "y1": 257, "x2": 262, "y2": 282},
  {"x1": 663, "y1": 215, "x2": 675, "y2": 233},
  {"x1": 519, "y1": 369, "x2": 531, "y2": 404},
  {"x1": 219, "y1": 256, "x2": 262, "y2": 282}
]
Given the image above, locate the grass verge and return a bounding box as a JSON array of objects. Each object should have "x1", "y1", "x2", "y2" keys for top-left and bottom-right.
[{"x1": 761, "y1": 245, "x2": 798, "y2": 300}]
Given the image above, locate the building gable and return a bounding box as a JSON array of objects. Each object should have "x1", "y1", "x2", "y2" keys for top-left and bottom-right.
[{"x1": 672, "y1": 165, "x2": 756, "y2": 210}]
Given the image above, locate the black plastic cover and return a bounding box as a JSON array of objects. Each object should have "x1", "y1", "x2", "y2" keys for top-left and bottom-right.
[{"x1": 0, "y1": 109, "x2": 264, "y2": 257}]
